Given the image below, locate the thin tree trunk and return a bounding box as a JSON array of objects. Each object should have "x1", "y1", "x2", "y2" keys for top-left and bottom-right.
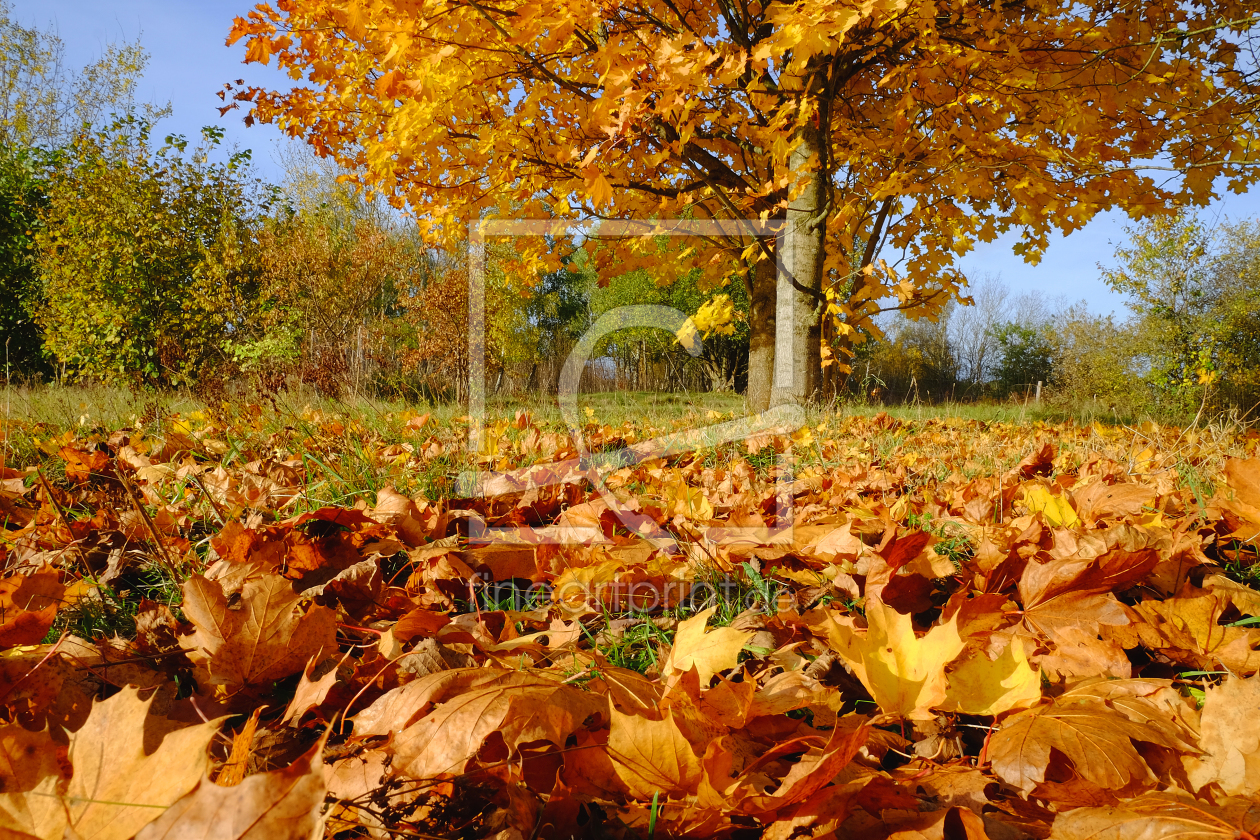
[
  {"x1": 746, "y1": 254, "x2": 777, "y2": 411},
  {"x1": 770, "y1": 123, "x2": 826, "y2": 406}
]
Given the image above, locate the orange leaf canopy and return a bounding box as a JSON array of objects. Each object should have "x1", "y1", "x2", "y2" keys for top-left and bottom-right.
[{"x1": 229, "y1": 0, "x2": 1260, "y2": 339}]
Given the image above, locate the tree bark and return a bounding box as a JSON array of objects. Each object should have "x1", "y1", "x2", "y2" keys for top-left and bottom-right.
[
  {"x1": 745, "y1": 254, "x2": 777, "y2": 411},
  {"x1": 770, "y1": 124, "x2": 827, "y2": 406}
]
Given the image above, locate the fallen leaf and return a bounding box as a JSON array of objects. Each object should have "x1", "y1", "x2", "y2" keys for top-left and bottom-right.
[
  {"x1": 136, "y1": 737, "x2": 327, "y2": 840},
  {"x1": 1185, "y1": 675, "x2": 1260, "y2": 796},
  {"x1": 989, "y1": 688, "x2": 1192, "y2": 795},
  {"x1": 607, "y1": 707, "x2": 702, "y2": 799},
  {"x1": 662, "y1": 606, "x2": 752, "y2": 686},
  {"x1": 180, "y1": 572, "x2": 337, "y2": 690},
  {"x1": 0, "y1": 569, "x2": 65, "y2": 647},
  {"x1": 1023, "y1": 484, "x2": 1080, "y2": 528},
  {"x1": 387, "y1": 672, "x2": 604, "y2": 780},
  {"x1": 942, "y1": 637, "x2": 1042, "y2": 716},
  {"x1": 825, "y1": 596, "x2": 965, "y2": 719},
  {"x1": 62, "y1": 687, "x2": 220, "y2": 840},
  {"x1": 1049, "y1": 791, "x2": 1260, "y2": 839},
  {"x1": 0, "y1": 723, "x2": 68, "y2": 838}
]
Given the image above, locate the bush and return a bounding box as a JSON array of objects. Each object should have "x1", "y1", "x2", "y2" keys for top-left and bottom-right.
[{"x1": 35, "y1": 120, "x2": 267, "y2": 387}]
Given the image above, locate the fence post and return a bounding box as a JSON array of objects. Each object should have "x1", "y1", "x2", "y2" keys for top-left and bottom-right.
[{"x1": 1035, "y1": 380, "x2": 1042, "y2": 404}]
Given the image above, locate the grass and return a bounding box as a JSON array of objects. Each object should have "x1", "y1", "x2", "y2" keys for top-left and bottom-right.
[
  {"x1": 6, "y1": 383, "x2": 1255, "y2": 603},
  {"x1": 45, "y1": 561, "x2": 186, "y2": 643}
]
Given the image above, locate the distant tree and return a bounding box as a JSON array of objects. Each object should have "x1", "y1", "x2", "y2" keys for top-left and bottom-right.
[
  {"x1": 0, "y1": 3, "x2": 154, "y2": 379},
  {"x1": 35, "y1": 119, "x2": 265, "y2": 387},
  {"x1": 949, "y1": 274, "x2": 1010, "y2": 388},
  {"x1": 590, "y1": 251, "x2": 751, "y2": 394},
  {"x1": 488, "y1": 259, "x2": 591, "y2": 394},
  {"x1": 1047, "y1": 304, "x2": 1145, "y2": 410},
  {"x1": 992, "y1": 323, "x2": 1054, "y2": 392},
  {"x1": 0, "y1": 1, "x2": 150, "y2": 149},
  {"x1": 1103, "y1": 213, "x2": 1260, "y2": 411},
  {"x1": 0, "y1": 147, "x2": 52, "y2": 379},
  {"x1": 860, "y1": 305, "x2": 959, "y2": 402}
]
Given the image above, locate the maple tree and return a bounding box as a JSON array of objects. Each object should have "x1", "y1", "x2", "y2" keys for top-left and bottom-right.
[
  {"x1": 3, "y1": 397, "x2": 1260, "y2": 837},
  {"x1": 225, "y1": 0, "x2": 1260, "y2": 406}
]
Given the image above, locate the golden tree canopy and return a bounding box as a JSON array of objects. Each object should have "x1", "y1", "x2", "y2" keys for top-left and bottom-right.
[{"x1": 227, "y1": 0, "x2": 1260, "y2": 343}]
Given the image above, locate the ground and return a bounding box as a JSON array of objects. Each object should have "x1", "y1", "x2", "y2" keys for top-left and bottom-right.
[{"x1": 1, "y1": 386, "x2": 1259, "y2": 839}]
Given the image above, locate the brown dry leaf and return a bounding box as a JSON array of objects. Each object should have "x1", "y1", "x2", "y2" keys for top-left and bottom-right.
[
  {"x1": 857, "y1": 806, "x2": 993, "y2": 840},
  {"x1": 180, "y1": 572, "x2": 337, "y2": 690},
  {"x1": 661, "y1": 605, "x2": 751, "y2": 686},
  {"x1": 281, "y1": 656, "x2": 344, "y2": 726},
  {"x1": 1225, "y1": 458, "x2": 1260, "y2": 508},
  {"x1": 1048, "y1": 791, "x2": 1260, "y2": 839},
  {"x1": 0, "y1": 724, "x2": 67, "y2": 839},
  {"x1": 1122, "y1": 588, "x2": 1260, "y2": 674},
  {"x1": 1214, "y1": 458, "x2": 1260, "y2": 541},
  {"x1": 607, "y1": 707, "x2": 703, "y2": 799},
  {"x1": 61, "y1": 687, "x2": 220, "y2": 840},
  {"x1": 1071, "y1": 481, "x2": 1157, "y2": 525},
  {"x1": 728, "y1": 716, "x2": 870, "y2": 815},
  {"x1": 323, "y1": 749, "x2": 390, "y2": 834},
  {"x1": 761, "y1": 781, "x2": 861, "y2": 840},
  {"x1": 0, "y1": 569, "x2": 65, "y2": 647},
  {"x1": 1201, "y1": 573, "x2": 1260, "y2": 617},
  {"x1": 1022, "y1": 591, "x2": 1135, "y2": 680},
  {"x1": 1184, "y1": 675, "x2": 1260, "y2": 796},
  {"x1": 988, "y1": 689, "x2": 1193, "y2": 795},
  {"x1": 136, "y1": 737, "x2": 326, "y2": 840},
  {"x1": 808, "y1": 522, "x2": 865, "y2": 559},
  {"x1": 388, "y1": 675, "x2": 604, "y2": 780},
  {"x1": 352, "y1": 667, "x2": 554, "y2": 735}
]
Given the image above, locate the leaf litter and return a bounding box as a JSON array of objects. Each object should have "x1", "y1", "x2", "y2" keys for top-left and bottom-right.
[{"x1": 0, "y1": 404, "x2": 1259, "y2": 838}]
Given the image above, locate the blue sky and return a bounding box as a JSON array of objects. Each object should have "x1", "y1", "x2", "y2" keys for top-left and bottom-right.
[{"x1": 13, "y1": 0, "x2": 1260, "y2": 317}]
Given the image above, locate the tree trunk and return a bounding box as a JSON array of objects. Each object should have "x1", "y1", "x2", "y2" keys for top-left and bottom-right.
[
  {"x1": 745, "y1": 254, "x2": 777, "y2": 412},
  {"x1": 770, "y1": 124, "x2": 827, "y2": 406}
]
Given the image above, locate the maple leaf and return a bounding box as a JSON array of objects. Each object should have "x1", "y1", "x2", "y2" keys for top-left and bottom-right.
[
  {"x1": 1214, "y1": 458, "x2": 1260, "y2": 541},
  {"x1": 661, "y1": 605, "x2": 751, "y2": 686},
  {"x1": 1050, "y1": 791, "x2": 1260, "y2": 840},
  {"x1": 180, "y1": 572, "x2": 337, "y2": 690},
  {"x1": 0, "y1": 723, "x2": 67, "y2": 839},
  {"x1": 824, "y1": 595, "x2": 965, "y2": 719},
  {"x1": 0, "y1": 568, "x2": 65, "y2": 647},
  {"x1": 941, "y1": 638, "x2": 1042, "y2": 716},
  {"x1": 60, "y1": 687, "x2": 220, "y2": 840},
  {"x1": 1118, "y1": 587, "x2": 1260, "y2": 674},
  {"x1": 607, "y1": 707, "x2": 703, "y2": 799},
  {"x1": 724, "y1": 716, "x2": 871, "y2": 815},
  {"x1": 1184, "y1": 675, "x2": 1260, "y2": 796},
  {"x1": 988, "y1": 685, "x2": 1194, "y2": 795},
  {"x1": 1022, "y1": 484, "x2": 1081, "y2": 528},
  {"x1": 362, "y1": 668, "x2": 604, "y2": 780},
  {"x1": 135, "y1": 738, "x2": 327, "y2": 840}
]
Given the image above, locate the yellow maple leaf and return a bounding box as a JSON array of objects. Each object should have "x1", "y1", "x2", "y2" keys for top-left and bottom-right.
[
  {"x1": 661, "y1": 476, "x2": 714, "y2": 521},
  {"x1": 825, "y1": 596, "x2": 965, "y2": 720},
  {"x1": 691, "y1": 294, "x2": 737, "y2": 337},
  {"x1": 941, "y1": 639, "x2": 1042, "y2": 716},
  {"x1": 663, "y1": 605, "x2": 751, "y2": 685},
  {"x1": 1022, "y1": 484, "x2": 1080, "y2": 528},
  {"x1": 584, "y1": 167, "x2": 613, "y2": 207}
]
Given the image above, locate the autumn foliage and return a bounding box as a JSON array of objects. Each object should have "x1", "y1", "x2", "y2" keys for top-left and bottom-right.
[
  {"x1": 225, "y1": 0, "x2": 1260, "y2": 403},
  {"x1": 1, "y1": 405, "x2": 1260, "y2": 838}
]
